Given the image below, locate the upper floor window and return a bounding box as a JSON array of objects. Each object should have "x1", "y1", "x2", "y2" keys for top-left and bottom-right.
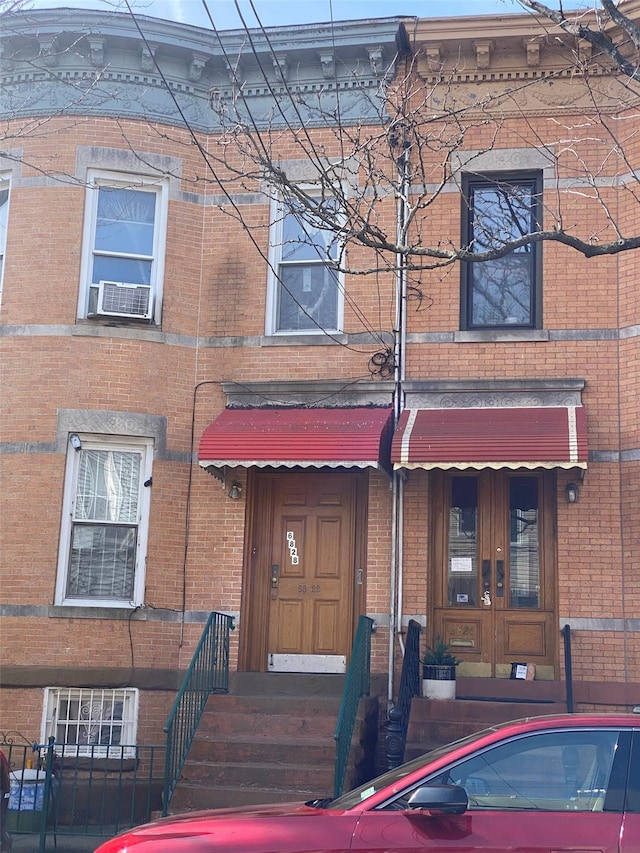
[
  {"x1": 55, "y1": 435, "x2": 153, "y2": 607},
  {"x1": 79, "y1": 172, "x2": 168, "y2": 323},
  {"x1": 461, "y1": 174, "x2": 542, "y2": 329},
  {"x1": 267, "y1": 194, "x2": 343, "y2": 334},
  {"x1": 0, "y1": 178, "x2": 10, "y2": 298}
]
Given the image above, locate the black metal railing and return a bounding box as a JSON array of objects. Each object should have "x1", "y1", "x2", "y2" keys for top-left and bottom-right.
[
  {"x1": 333, "y1": 615, "x2": 373, "y2": 798},
  {"x1": 386, "y1": 618, "x2": 422, "y2": 768},
  {"x1": 561, "y1": 623, "x2": 574, "y2": 713},
  {"x1": 162, "y1": 611, "x2": 234, "y2": 815},
  {"x1": 1, "y1": 732, "x2": 164, "y2": 853}
]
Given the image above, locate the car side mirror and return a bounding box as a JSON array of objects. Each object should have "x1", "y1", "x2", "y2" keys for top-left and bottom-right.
[{"x1": 406, "y1": 784, "x2": 468, "y2": 815}]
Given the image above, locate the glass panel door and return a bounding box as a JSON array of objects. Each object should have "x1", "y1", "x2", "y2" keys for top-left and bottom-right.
[
  {"x1": 448, "y1": 477, "x2": 478, "y2": 607},
  {"x1": 433, "y1": 469, "x2": 556, "y2": 676},
  {"x1": 509, "y1": 476, "x2": 540, "y2": 608}
]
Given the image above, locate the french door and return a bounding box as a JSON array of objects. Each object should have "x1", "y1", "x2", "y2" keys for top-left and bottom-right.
[{"x1": 431, "y1": 469, "x2": 557, "y2": 677}]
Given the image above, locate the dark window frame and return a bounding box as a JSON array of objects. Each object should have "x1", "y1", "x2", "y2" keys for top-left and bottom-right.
[{"x1": 460, "y1": 172, "x2": 543, "y2": 331}]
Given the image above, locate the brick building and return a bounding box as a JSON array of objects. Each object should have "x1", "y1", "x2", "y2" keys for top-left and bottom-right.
[{"x1": 0, "y1": 1, "x2": 638, "y2": 772}]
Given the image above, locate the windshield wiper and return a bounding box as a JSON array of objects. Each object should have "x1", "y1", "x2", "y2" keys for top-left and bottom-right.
[{"x1": 305, "y1": 797, "x2": 335, "y2": 809}]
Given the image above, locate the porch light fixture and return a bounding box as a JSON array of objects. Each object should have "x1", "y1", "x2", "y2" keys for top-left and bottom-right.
[
  {"x1": 69, "y1": 433, "x2": 82, "y2": 451},
  {"x1": 228, "y1": 481, "x2": 243, "y2": 500},
  {"x1": 565, "y1": 482, "x2": 579, "y2": 504}
]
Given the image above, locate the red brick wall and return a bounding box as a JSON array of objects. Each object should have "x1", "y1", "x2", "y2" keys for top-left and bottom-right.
[{"x1": 1, "y1": 88, "x2": 638, "y2": 742}]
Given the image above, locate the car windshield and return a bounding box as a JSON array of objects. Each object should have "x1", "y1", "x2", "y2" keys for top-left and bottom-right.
[{"x1": 320, "y1": 724, "x2": 500, "y2": 810}]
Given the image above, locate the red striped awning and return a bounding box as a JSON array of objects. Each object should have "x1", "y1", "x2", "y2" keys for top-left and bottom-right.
[
  {"x1": 391, "y1": 406, "x2": 587, "y2": 470},
  {"x1": 198, "y1": 407, "x2": 393, "y2": 471}
]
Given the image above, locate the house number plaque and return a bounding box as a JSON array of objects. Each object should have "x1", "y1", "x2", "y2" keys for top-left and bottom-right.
[{"x1": 286, "y1": 531, "x2": 300, "y2": 565}]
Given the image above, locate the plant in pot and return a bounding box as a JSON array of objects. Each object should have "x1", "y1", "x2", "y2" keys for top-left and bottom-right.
[{"x1": 421, "y1": 636, "x2": 461, "y2": 700}]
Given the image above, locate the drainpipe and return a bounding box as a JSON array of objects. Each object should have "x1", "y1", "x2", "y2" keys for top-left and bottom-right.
[{"x1": 388, "y1": 137, "x2": 411, "y2": 708}]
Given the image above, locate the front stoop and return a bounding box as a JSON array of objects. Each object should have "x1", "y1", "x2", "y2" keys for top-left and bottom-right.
[
  {"x1": 169, "y1": 673, "x2": 381, "y2": 812},
  {"x1": 405, "y1": 677, "x2": 567, "y2": 759}
]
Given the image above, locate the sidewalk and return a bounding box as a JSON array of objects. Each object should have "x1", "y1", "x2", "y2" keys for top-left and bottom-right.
[{"x1": 9, "y1": 832, "x2": 107, "y2": 852}]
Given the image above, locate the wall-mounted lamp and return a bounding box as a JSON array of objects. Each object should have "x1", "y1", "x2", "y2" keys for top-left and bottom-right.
[
  {"x1": 565, "y1": 482, "x2": 579, "y2": 504},
  {"x1": 69, "y1": 433, "x2": 82, "y2": 451},
  {"x1": 228, "y1": 482, "x2": 243, "y2": 500}
]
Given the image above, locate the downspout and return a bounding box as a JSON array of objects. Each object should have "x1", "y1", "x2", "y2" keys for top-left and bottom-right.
[
  {"x1": 388, "y1": 138, "x2": 410, "y2": 708},
  {"x1": 397, "y1": 142, "x2": 410, "y2": 654}
]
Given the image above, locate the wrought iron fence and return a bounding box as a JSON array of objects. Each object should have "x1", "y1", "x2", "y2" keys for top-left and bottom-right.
[
  {"x1": 1, "y1": 732, "x2": 164, "y2": 853},
  {"x1": 333, "y1": 615, "x2": 373, "y2": 798},
  {"x1": 162, "y1": 611, "x2": 234, "y2": 815},
  {"x1": 385, "y1": 618, "x2": 422, "y2": 768}
]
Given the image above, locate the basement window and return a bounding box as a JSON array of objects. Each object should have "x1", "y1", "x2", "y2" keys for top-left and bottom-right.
[{"x1": 42, "y1": 687, "x2": 139, "y2": 758}]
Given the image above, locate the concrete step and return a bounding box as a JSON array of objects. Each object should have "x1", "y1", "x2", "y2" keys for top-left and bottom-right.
[
  {"x1": 179, "y1": 758, "x2": 334, "y2": 791},
  {"x1": 202, "y1": 693, "x2": 343, "y2": 718},
  {"x1": 172, "y1": 783, "x2": 319, "y2": 812},
  {"x1": 228, "y1": 672, "x2": 348, "y2": 697},
  {"x1": 197, "y1": 701, "x2": 340, "y2": 738},
  {"x1": 456, "y1": 676, "x2": 566, "y2": 704},
  {"x1": 405, "y1": 695, "x2": 567, "y2": 758},
  {"x1": 170, "y1": 678, "x2": 381, "y2": 814},
  {"x1": 188, "y1": 734, "x2": 335, "y2": 765}
]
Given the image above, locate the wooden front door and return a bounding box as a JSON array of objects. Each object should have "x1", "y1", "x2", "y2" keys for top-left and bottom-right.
[
  {"x1": 431, "y1": 470, "x2": 557, "y2": 678},
  {"x1": 242, "y1": 471, "x2": 363, "y2": 673}
]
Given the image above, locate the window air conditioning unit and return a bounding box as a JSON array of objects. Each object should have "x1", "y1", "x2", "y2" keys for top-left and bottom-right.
[{"x1": 97, "y1": 281, "x2": 153, "y2": 320}]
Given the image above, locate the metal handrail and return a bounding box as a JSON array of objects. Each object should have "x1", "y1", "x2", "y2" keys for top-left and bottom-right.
[
  {"x1": 386, "y1": 618, "x2": 422, "y2": 768},
  {"x1": 162, "y1": 611, "x2": 234, "y2": 815},
  {"x1": 333, "y1": 615, "x2": 373, "y2": 798},
  {"x1": 561, "y1": 623, "x2": 574, "y2": 713}
]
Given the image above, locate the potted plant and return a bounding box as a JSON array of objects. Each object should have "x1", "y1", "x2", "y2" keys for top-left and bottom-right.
[{"x1": 421, "y1": 636, "x2": 461, "y2": 699}]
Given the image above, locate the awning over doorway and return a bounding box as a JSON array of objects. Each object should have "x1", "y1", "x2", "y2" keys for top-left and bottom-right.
[
  {"x1": 198, "y1": 407, "x2": 393, "y2": 471},
  {"x1": 391, "y1": 406, "x2": 587, "y2": 470}
]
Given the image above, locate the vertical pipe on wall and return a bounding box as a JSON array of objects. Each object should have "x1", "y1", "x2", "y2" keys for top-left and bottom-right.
[{"x1": 388, "y1": 136, "x2": 411, "y2": 707}]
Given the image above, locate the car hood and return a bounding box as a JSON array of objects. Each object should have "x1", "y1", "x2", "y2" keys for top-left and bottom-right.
[
  {"x1": 147, "y1": 801, "x2": 319, "y2": 826},
  {"x1": 95, "y1": 801, "x2": 352, "y2": 851}
]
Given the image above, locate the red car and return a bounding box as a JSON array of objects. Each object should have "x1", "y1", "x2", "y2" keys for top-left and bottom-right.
[{"x1": 95, "y1": 714, "x2": 639, "y2": 852}]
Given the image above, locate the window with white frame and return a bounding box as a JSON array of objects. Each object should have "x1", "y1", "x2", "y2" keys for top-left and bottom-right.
[
  {"x1": 79, "y1": 172, "x2": 168, "y2": 323},
  {"x1": 56, "y1": 436, "x2": 153, "y2": 607},
  {"x1": 267, "y1": 193, "x2": 343, "y2": 334},
  {"x1": 43, "y1": 688, "x2": 139, "y2": 758},
  {"x1": 0, "y1": 177, "x2": 10, "y2": 297}
]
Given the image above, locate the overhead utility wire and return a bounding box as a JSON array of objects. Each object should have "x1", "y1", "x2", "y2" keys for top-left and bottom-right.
[
  {"x1": 229, "y1": 0, "x2": 393, "y2": 346},
  {"x1": 202, "y1": 0, "x2": 377, "y2": 348},
  {"x1": 201, "y1": 0, "x2": 390, "y2": 348},
  {"x1": 123, "y1": 0, "x2": 374, "y2": 353}
]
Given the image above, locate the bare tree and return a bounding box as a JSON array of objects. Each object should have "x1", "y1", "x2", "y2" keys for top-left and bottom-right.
[
  {"x1": 202, "y1": 0, "x2": 640, "y2": 285},
  {"x1": 517, "y1": 0, "x2": 640, "y2": 80},
  {"x1": 2, "y1": 1, "x2": 638, "y2": 309}
]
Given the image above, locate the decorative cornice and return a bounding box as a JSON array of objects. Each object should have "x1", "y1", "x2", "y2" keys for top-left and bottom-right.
[
  {"x1": 412, "y1": 6, "x2": 640, "y2": 114},
  {"x1": 402, "y1": 378, "x2": 585, "y2": 410},
  {"x1": 473, "y1": 39, "x2": 494, "y2": 70},
  {"x1": 222, "y1": 380, "x2": 395, "y2": 408},
  {"x1": 0, "y1": 9, "x2": 405, "y2": 129}
]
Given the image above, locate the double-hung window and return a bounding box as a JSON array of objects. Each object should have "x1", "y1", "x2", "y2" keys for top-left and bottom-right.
[
  {"x1": 56, "y1": 436, "x2": 152, "y2": 607},
  {"x1": 79, "y1": 172, "x2": 167, "y2": 323},
  {"x1": 461, "y1": 174, "x2": 542, "y2": 329},
  {"x1": 43, "y1": 687, "x2": 139, "y2": 758},
  {"x1": 0, "y1": 177, "x2": 10, "y2": 299},
  {"x1": 268, "y1": 194, "x2": 343, "y2": 334}
]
